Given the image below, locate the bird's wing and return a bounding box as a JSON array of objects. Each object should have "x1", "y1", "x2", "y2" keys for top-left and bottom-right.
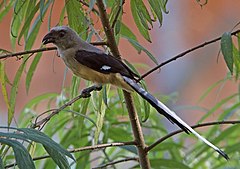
[{"x1": 75, "y1": 50, "x2": 139, "y2": 79}]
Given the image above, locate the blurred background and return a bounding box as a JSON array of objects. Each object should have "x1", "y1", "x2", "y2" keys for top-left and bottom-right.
[{"x1": 0, "y1": 0, "x2": 239, "y2": 129}]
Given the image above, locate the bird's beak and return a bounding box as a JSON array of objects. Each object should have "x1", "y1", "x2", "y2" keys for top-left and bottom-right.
[{"x1": 42, "y1": 32, "x2": 55, "y2": 45}]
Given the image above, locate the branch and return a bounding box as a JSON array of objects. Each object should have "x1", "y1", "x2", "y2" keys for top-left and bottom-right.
[
  {"x1": 146, "y1": 120, "x2": 240, "y2": 152},
  {"x1": 111, "y1": 0, "x2": 125, "y2": 29},
  {"x1": 78, "y1": 0, "x2": 99, "y2": 15},
  {"x1": 4, "y1": 141, "x2": 136, "y2": 168},
  {"x1": 138, "y1": 29, "x2": 240, "y2": 81},
  {"x1": 0, "y1": 42, "x2": 107, "y2": 60},
  {"x1": 92, "y1": 157, "x2": 139, "y2": 169},
  {"x1": 96, "y1": 0, "x2": 151, "y2": 168},
  {"x1": 32, "y1": 85, "x2": 102, "y2": 129}
]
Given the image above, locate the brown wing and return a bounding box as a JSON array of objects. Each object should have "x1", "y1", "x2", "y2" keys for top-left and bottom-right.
[{"x1": 75, "y1": 50, "x2": 139, "y2": 79}]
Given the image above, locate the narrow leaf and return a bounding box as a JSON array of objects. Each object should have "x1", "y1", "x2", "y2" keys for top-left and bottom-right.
[
  {"x1": 44, "y1": 146, "x2": 70, "y2": 169},
  {"x1": 0, "y1": 138, "x2": 35, "y2": 169},
  {"x1": 25, "y1": 52, "x2": 42, "y2": 93},
  {"x1": 221, "y1": 32, "x2": 234, "y2": 74}
]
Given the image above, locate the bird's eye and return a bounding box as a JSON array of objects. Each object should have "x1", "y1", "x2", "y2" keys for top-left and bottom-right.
[{"x1": 59, "y1": 31, "x2": 65, "y2": 38}]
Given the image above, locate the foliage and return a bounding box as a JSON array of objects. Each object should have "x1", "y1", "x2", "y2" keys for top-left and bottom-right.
[{"x1": 0, "y1": 0, "x2": 239, "y2": 168}]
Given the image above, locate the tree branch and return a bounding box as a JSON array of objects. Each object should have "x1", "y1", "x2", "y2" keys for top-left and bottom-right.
[
  {"x1": 32, "y1": 85, "x2": 102, "y2": 129},
  {"x1": 146, "y1": 120, "x2": 240, "y2": 152},
  {"x1": 92, "y1": 157, "x2": 139, "y2": 169},
  {"x1": 4, "y1": 141, "x2": 136, "y2": 168},
  {"x1": 138, "y1": 29, "x2": 240, "y2": 82},
  {"x1": 95, "y1": 0, "x2": 150, "y2": 168},
  {"x1": 0, "y1": 42, "x2": 107, "y2": 60}
]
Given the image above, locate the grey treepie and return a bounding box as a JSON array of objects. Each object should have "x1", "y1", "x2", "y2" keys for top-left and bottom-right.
[{"x1": 42, "y1": 26, "x2": 229, "y2": 160}]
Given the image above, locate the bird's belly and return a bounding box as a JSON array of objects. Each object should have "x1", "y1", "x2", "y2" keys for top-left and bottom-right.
[{"x1": 62, "y1": 57, "x2": 133, "y2": 91}]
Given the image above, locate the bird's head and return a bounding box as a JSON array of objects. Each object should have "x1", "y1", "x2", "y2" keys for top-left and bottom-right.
[{"x1": 42, "y1": 26, "x2": 79, "y2": 50}]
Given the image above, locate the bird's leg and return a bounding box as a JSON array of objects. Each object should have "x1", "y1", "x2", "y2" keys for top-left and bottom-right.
[{"x1": 81, "y1": 84, "x2": 102, "y2": 98}]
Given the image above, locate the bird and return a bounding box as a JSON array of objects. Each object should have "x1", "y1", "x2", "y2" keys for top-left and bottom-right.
[{"x1": 42, "y1": 26, "x2": 229, "y2": 160}]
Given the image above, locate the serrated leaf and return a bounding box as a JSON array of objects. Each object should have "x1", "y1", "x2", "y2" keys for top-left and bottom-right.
[
  {"x1": 131, "y1": 0, "x2": 151, "y2": 42},
  {"x1": 25, "y1": 52, "x2": 42, "y2": 93},
  {"x1": 44, "y1": 146, "x2": 70, "y2": 169},
  {"x1": 221, "y1": 32, "x2": 234, "y2": 74},
  {"x1": 0, "y1": 138, "x2": 35, "y2": 169}
]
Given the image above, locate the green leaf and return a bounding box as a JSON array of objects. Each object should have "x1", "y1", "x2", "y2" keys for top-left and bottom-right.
[
  {"x1": 18, "y1": 1, "x2": 39, "y2": 45},
  {"x1": 65, "y1": 0, "x2": 88, "y2": 39},
  {"x1": 17, "y1": 128, "x2": 74, "y2": 161},
  {"x1": 124, "y1": 38, "x2": 158, "y2": 65},
  {"x1": 0, "y1": 62, "x2": 10, "y2": 112},
  {"x1": 148, "y1": 0, "x2": 163, "y2": 25},
  {"x1": 131, "y1": 0, "x2": 151, "y2": 42},
  {"x1": 198, "y1": 93, "x2": 238, "y2": 123},
  {"x1": 25, "y1": 0, "x2": 52, "y2": 50},
  {"x1": 44, "y1": 146, "x2": 70, "y2": 169},
  {"x1": 9, "y1": 59, "x2": 28, "y2": 125},
  {"x1": 25, "y1": 52, "x2": 42, "y2": 93},
  {"x1": 150, "y1": 159, "x2": 191, "y2": 169},
  {"x1": 0, "y1": 157, "x2": 3, "y2": 169},
  {"x1": 21, "y1": 93, "x2": 58, "y2": 112},
  {"x1": 221, "y1": 32, "x2": 234, "y2": 74},
  {"x1": 0, "y1": 1, "x2": 13, "y2": 22},
  {"x1": 0, "y1": 138, "x2": 35, "y2": 169}
]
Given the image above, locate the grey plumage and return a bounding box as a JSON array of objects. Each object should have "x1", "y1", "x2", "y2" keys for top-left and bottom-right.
[{"x1": 42, "y1": 26, "x2": 229, "y2": 160}]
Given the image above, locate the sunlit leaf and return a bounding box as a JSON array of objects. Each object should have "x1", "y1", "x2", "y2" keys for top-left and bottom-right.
[{"x1": 0, "y1": 62, "x2": 10, "y2": 112}]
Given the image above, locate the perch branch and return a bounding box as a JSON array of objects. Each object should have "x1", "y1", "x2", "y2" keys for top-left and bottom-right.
[
  {"x1": 146, "y1": 120, "x2": 240, "y2": 152},
  {"x1": 4, "y1": 141, "x2": 136, "y2": 168},
  {"x1": 92, "y1": 157, "x2": 139, "y2": 169},
  {"x1": 96, "y1": 0, "x2": 150, "y2": 168},
  {"x1": 138, "y1": 29, "x2": 240, "y2": 81},
  {"x1": 0, "y1": 42, "x2": 107, "y2": 60}
]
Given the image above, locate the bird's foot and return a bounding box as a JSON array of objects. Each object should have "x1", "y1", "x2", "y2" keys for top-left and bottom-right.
[{"x1": 81, "y1": 85, "x2": 102, "y2": 98}]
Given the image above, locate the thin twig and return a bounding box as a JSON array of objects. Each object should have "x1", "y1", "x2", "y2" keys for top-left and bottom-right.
[
  {"x1": 32, "y1": 85, "x2": 102, "y2": 129},
  {"x1": 138, "y1": 29, "x2": 240, "y2": 82},
  {"x1": 146, "y1": 120, "x2": 240, "y2": 152},
  {"x1": 78, "y1": 0, "x2": 99, "y2": 15},
  {"x1": 4, "y1": 141, "x2": 136, "y2": 168},
  {"x1": 96, "y1": 0, "x2": 151, "y2": 168},
  {"x1": 0, "y1": 42, "x2": 106, "y2": 60},
  {"x1": 92, "y1": 157, "x2": 139, "y2": 169},
  {"x1": 111, "y1": 0, "x2": 125, "y2": 29}
]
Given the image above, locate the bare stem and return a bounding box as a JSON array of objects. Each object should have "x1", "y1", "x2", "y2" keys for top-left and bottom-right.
[
  {"x1": 92, "y1": 157, "x2": 139, "y2": 169},
  {"x1": 146, "y1": 120, "x2": 240, "y2": 152},
  {"x1": 138, "y1": 29, "x2": 240, "y2": 82},
  {"x1": 96, "y1": 0, "x2": 150, "y2": 168},
  {"x1": 0, "y1": 42, "x2": 107, "y2": 60},
  {"x1": 4, "y1": 141, "x2": 136, "y2": 168}
]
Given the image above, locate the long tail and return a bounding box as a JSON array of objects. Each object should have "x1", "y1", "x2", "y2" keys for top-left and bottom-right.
[{"x1": 122, "y1": 76, "x2": 229, "y2": 160}]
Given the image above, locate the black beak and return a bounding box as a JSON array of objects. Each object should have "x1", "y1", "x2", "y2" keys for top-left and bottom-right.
[{"x1": 42, "y1": 33, "x2": 55, "y2": 45}]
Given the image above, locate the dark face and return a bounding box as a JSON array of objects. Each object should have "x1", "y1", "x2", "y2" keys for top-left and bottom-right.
[{"x1": 42, "y1": 29, "x2": 67, "y2": 45}]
